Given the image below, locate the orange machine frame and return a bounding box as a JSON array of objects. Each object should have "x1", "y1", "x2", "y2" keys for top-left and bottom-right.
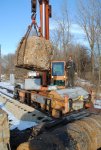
[
  {"x1": 39, "y1": 0, "x2": 51, "y2": 40},
  {"x1": 39, "y1": 0, "x2": 51, "y2": 85}
]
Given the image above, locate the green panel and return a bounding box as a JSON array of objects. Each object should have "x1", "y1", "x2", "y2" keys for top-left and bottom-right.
[{"x1": 54, "y1": 80, "x2": 65, "y2": 86}]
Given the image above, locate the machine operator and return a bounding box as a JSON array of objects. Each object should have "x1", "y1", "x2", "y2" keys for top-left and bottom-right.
[{"x1": 66, "y1": 56, "x2": 77, "y2": 88}]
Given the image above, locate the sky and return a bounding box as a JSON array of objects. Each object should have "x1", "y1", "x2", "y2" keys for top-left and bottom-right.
[{"x1": 0, "y1": 0, "x2": 87, "y2": 55}]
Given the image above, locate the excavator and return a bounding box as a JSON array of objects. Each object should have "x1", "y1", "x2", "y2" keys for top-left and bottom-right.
[
  {"x1": 17, "y1": 0, "x2": 67, "y2": 88},
  {"x1": 14, "y1": 0, "x2": 93, "y2": 119},
  {"x1": 31, "y1": 0, "x2": 66, "y2": 88},
  {"x1": 0, "y1": 1, "x2": 100, "y2": 150}
]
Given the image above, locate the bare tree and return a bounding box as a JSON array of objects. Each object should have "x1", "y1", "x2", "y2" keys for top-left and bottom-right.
[
  {"x1": 74, "y1": 44, "x2": 91, "y2": 79},
  {"x1": 51, "y1": 0, "x2": 72, "y2": 60},
  {"x1": 95, "y1": 1, "x2": 101, "y2": 90},
  {"x1": 95, "y1": 33, "x2": 101, "y2": 90},
  {"x1": 2, "y1": 53, "x2": 15, "y2": 75},
  {"x1": 77, "y1": 0, "x2": 101, "y2": 80}
]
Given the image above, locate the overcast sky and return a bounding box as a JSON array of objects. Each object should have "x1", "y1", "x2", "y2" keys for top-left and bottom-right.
[{"x1": 0, "y1": 0, "x2": 88, "y2": 55}]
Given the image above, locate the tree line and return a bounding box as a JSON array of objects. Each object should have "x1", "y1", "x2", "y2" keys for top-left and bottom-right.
[{"x1": 51, "y1": 0, "x2": 101, "y2": 89}]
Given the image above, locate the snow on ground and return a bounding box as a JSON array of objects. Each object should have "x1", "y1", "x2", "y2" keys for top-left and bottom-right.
[
  {"x1": 0, "y1": 88, "x2": 13, "y2": 97},
  {"x1": 56, "y1": 87, "x2": 89, "y2": 99},
  {"x1": 0, "y1": 81, "x2": 14, "y2": 91},
  {"x1": 0, "y1": 81, "x2": 14, "y2": 97},
  {"x1": 0, "y1": 102, "x2": 37, "y2": 131},
  {"x1": 77, "y1": 78, "x2": 91, "y2": 85},
  {"x1": 76, "y1": 78, "x2": 94, "y2": 89},
  {"x1": 94, "y1": 100, "x2": 101, "y2": 109}
]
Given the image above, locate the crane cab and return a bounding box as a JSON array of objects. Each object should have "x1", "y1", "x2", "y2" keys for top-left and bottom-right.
[{"x1": 51, "y1": 61, "x2": 67, "y2": 88}]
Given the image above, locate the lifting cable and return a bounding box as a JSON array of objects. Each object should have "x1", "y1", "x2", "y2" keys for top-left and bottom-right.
[{"x1": 17, "y1": 0, "x2": 43, "y2": 64}]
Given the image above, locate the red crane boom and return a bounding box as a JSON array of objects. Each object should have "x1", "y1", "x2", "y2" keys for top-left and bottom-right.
[{"x1": 31, "y1": 0, "x2": 51, "y2": 40}]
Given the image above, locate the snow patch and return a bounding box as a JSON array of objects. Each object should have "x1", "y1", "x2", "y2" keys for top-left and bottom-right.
[
  {"x1": 0, "y1": 81, "x2": 14, "y2": 91},
  {"x1": 94, "y1": 100, "x2": 101, "y2": 109},
  {"x1": 0, "y1": 102, "x2": 37, "y2": 131},
  {"x1": 0, "y1": 88, "x2": 13, "y2": 97},
  {"x1": 56, "y1": 87, "x2": 89, "y2": 99}
]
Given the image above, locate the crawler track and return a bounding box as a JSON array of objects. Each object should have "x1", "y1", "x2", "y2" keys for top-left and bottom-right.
[{"x1": 0, "y1": 91, "x2": 51, "y2": 126}]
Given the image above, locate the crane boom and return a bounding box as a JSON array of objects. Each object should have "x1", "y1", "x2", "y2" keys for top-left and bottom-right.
[
  {"x1": 31, "y1": 0, "x2": 51, "y2": 40},
  {"x1": 31, "y1": 0, "x2": 52, "y2": 86}
]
